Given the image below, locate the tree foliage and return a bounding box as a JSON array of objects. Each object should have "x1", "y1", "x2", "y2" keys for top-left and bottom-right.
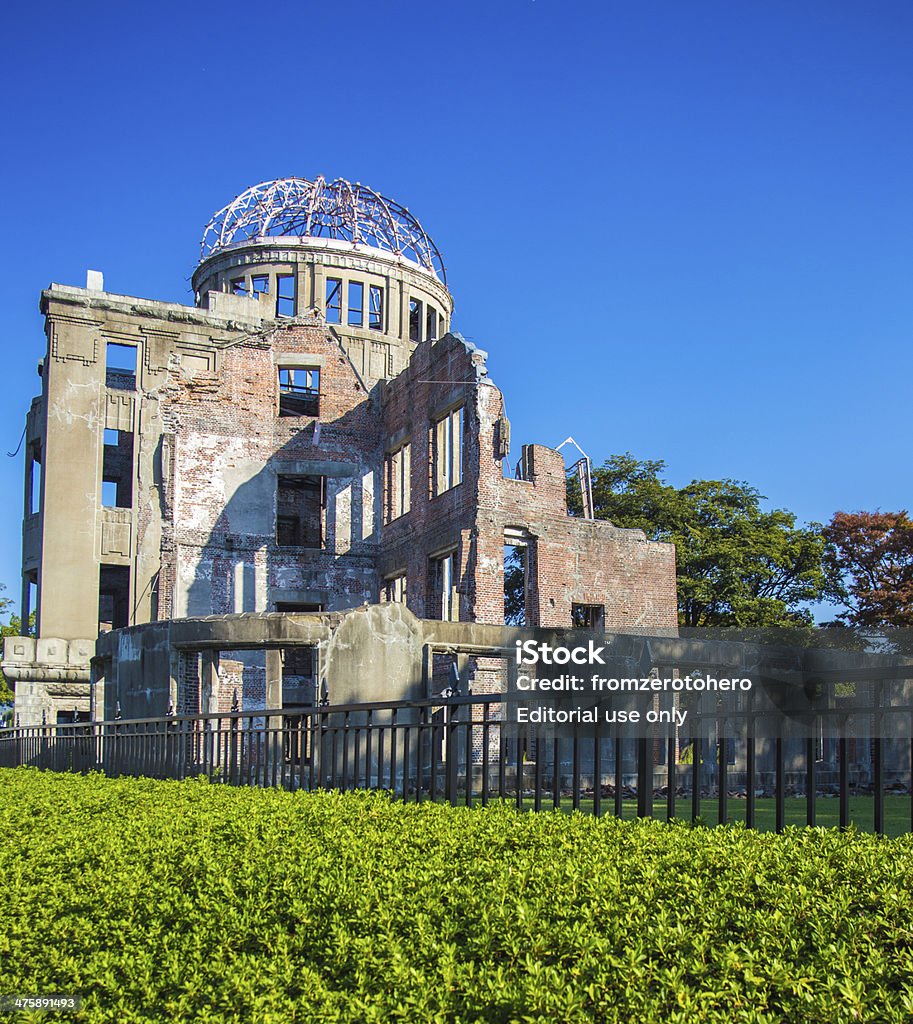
[
  {"x1": 576, "y1": 453, "x2": 827, "y2": 627},
  {"x1": 822, "y1": 511, "x2": 913, "y2": 627},
  {"x1": 0, "y1": 583, "x2": 32, "y2": 708}
]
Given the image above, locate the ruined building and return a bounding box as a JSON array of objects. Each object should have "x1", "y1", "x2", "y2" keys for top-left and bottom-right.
[{"x1": 4, "y1": 177, "x2": 677, "y2": 725}]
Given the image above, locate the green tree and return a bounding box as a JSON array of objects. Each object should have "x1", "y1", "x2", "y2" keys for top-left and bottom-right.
[
  {"x1": 576, "y1": 453, "x2": 828, "y2": 627},
  {"x1": 0, "y1": 587, "x2": 16, "y2": 709},
  {"x1": 0, "y1": 583, "x2": 34, "y2": 711}
]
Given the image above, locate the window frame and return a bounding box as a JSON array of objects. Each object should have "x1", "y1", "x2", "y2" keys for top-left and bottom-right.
[
  {"x1": 431, "y1": 406, "x2": 463, "y2": 496},
  {"x1": 278, "y1": 366, "x2": 320, "y2": 417},
  {"x1": 384, "y1": 573, "x2": 407, "y2": 604},
  {"x1": 409, "y1": 298, "x2": 423, "y2": 342},
  {"x1": 276, "y1": 274, "x2": 296, "y2": 318},
  {"x1": 368, "y1": 285, "x2": 384, "y2": 331},
  {"x1": 325, "y1": 278, "x2": 342, "y2": 324},
  {"x1": 384, "y1": 441, "x2": 411, "y2": 522},
  {"x1": 347, "y1": 281, "x2": 364, "y2": 327},
  {"x1": 276, "y1": 474, "x2": 326, "y2": 549},
  {"x1": 429, "y1": 550, "x2": 459, "y2": 622}
]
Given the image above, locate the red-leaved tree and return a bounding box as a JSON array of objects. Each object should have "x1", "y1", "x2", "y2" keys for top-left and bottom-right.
[{"x1": 823, "y1": 511, "x2": 913, "y2": 627}]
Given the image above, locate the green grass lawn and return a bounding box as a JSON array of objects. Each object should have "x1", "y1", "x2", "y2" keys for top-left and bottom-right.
[{"x1": 540, "y1": 795, "x2": 913, "y2": 837}]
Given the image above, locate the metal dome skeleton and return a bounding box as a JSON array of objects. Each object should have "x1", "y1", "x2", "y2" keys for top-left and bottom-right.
[{"x1": 200, "y1": 177, "x2": 447, "y2": 284}]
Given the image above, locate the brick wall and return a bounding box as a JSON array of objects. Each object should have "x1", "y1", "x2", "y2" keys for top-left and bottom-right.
[{"x1": 150, "y1": 320, "x2": 675, "y2": 632}]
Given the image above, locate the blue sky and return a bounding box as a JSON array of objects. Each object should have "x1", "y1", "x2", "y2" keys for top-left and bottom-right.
[{"x1": 1, "y1": 1, "x2": 911, "y2": 621}]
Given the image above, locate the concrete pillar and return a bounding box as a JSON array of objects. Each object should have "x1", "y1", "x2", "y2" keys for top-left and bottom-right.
[
  {"x1": 168, "y1": 649, "x2": 181, "y2": 715},
  {"x1": 200, "y1": 649, "x2": 220, "y2": 715},
  {"x1": 265, "y1": 648, "x2": 282, "y2": 709}
]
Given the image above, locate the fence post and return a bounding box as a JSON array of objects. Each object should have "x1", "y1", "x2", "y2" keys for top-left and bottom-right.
[{"x1": 446, "y1": 700, "x2": 458, "y2": 806}]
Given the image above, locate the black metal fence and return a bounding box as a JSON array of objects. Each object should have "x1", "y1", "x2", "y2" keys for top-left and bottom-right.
[{"x1": 2, "y1": 692, "x2": 912, "y2": 834}]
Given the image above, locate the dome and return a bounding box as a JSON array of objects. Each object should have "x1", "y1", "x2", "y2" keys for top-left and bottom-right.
[{"x1": 200, "y1": 176, "x2": 446, "y2": 284}]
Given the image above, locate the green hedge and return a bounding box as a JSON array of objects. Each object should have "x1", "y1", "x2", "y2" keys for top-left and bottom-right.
[{"x1": 1, "y1": 768, "x2": 912, "y2": 1023}]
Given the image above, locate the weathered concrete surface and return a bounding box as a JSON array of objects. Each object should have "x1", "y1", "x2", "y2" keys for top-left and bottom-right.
[{"x1": 12, "y1": 183, "x2": 677, "y2": 726}]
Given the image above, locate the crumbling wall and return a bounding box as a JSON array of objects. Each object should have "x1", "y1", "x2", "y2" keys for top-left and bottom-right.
[
  {"x1": 161, "y1": 319, "x2": 383, "y2": 616},
  {"x1": 381, "y1": 333, "x2": 677, "y2": 630}
]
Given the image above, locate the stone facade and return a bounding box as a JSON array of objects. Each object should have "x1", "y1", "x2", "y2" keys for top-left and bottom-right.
[{"x1": 4, "y1": 178, "x2": 677, "y2": 725}]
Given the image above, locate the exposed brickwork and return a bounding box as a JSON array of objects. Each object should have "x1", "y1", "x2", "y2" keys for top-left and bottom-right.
[
  {"x1": 147, "y1": 321, "x2": 676, "y2": 631},
  {"x1": 381, "y1": 333, "x2": 677, "y2": 631}
]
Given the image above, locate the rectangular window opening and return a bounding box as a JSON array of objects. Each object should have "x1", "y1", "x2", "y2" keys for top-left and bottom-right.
[
  {"x1": 105, "y1": 343, "x2": 137, "y2": 390},
  {"x1": 102, "y1": 430, "x2": 134, "y2": 508},
  {"x1": 277, "y1": 475, "x2": 325, "y2": 548},
  {"x1": 278, "y1": 367, "x2": 320, "y2": 417},
  {"x1": 24, "y1": 575, "x2": 38, "y2": 635},
  {"x1": 429, "y1": 551, "x2": 458, "y2": 622},
  {"x1": 384, "y1": 442, "x2": 411, "y2": 522},
  {"x1": 149, "y1": 571, "x2": 160, "y2": 622},
  {"x1": 251, "y1": 275, "x2": 269, "y2": 300},
  {"x1": 325, "y1": 278, "x2": 342, "y2": 324},
  {"x1": 280, "y1": 645, "x2": 316, "y2": 691},
  {"x1": 385, "y1": 574, "x2": 407, "y2": 604},
  {"x1": 27, "y1": 443, "x2": 41, "y2": 516},
  {"x1": 276, "y1": 275, "x2": 296, "y2": 317},
  {"x1": 347, "y1": 281, "x2": 364, "y2": 327},
  {"x1": 426, "y1": 304, "x2": 438, "y2": 341},
  {"x1": 230, "y1": 277, "x2": 248, "y2": 296},
  {"x1": 369, "y1": 285, "x2": 384, "y2": 331},
  {"x1": 99, "y1": 564, "x2": 130, "y2": 633},
  {"x1": 571, "y1": 603, "x2": 605, "y2": 630},
  {"x1": 504, "y1": 543, "x2": 528, "y2": 626},
  {"x1": 432, "y1": 406, "x2": 463, "y2": 496},
  {"x1": 409, "y1": 298, "x2": 422, "y2": 342}
]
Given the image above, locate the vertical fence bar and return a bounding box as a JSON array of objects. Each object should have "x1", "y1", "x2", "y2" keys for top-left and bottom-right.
[
  {"x1": 429, "y1": 711, "x2": 438, "y2": 801},
  {"x1": 514, "y1": 723, "x2": 523, "y2": 811},
  {"x1": 342, "y1": 712, "x2": 350, "y2": 792},
  {"x1": 447, "y1": 704, "x2": 458, "y2": 807},
  {"x1": 552, "y1": 738, "x2": 561, "y2": 810},
  {"x1": 353, "y1": 723, "x2": 361, "y2": 792},
  {"x1": 806, "y1": 736, "x2": 816, "y2": 827},
  {"x1": 376, "y1": 720, "x2": 385, "y2": 794},
  {"x1": 873, "y1": 735, "x2": 884, "y2": 836},
  {"x1": 838, "y1": 734, "x2": 849, "y2": 830},
  {"x1": 389, "y1": 708, "x2": 398, "y2": 795},
  {"x1": 229, "y1": 716, "x2": 238, "y2": 786},
  {"x1": 592, "y1": 726, "x2": 601, "y2": 818},
  {"x1": 403, "y1": 722, "x2": 411, "y2": 802},
  {"x1": 775, "y1": 737, "x2": 785, "y2": 833},
  {"x1": 533, "y1": 739, "x2": 543, "y2": 813},
  {"x1": 572, "y1": 730, "x2": 581, "y2": 811},
  {"x1": 364, "y1": 710, "x2": 374, "y2": 790},
  {"x1": 612, "y1": 737, "x2": 621, "y2": 819},
  {"x1": 666, "y1": 736, "x2": 676, "y2": 822},
  {"x1": 464, "y1": 707, "x2": 473, "y2": 808},
  {"x1": 691, "y1": 737, "x2": 701, "y2": 823},
  {"x1": 637, "y1": 736, "x2": 651, "y2": 819},
  {"x1": 498, "y1": 713, "x2": 506, "y2": 801},
  {"x1": 329, "y1": 722, "x2": 339, "y2": 789},
  {"x1": 481, "y1": 704, "x2": 490, "y2": 806},
  {"x1": 307, "y1": 713, "x2": 318, "y2": 791},
  {"x1": 745, "y1": 728, "x2": 756, "y2": 830},
  {"x1": 416, "y1": 706, "x2": 426, "y2": 803},
  {"x1": 718, "y1": 735, "x2": 728, "y2": 827},
  {"x1": 298, "y1": 717, "x2": 308, "y2": 792}
]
